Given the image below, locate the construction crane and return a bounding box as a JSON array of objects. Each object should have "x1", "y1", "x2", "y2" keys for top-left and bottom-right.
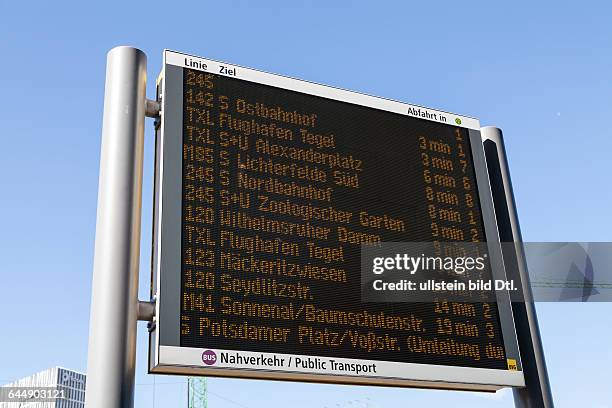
[
  {"x1": 188, "y1": 376, "x2": 208, "y2": 408},
  {"x1": 323, "y1": 397, "x2": 374, "y2": 408}
]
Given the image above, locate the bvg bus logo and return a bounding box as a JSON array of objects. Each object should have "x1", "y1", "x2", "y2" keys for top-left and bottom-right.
[{"x1": 202, "y1": 350, "x2": 217, "y2": 365}]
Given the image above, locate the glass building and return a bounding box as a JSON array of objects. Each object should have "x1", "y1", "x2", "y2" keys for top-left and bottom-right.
[{"x1": 1, "y1": 367, "x2": 85, "y2": 408}]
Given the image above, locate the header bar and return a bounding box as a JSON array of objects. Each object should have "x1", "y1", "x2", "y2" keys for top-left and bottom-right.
[{"x1": 164, "y1": 50, "x2": 481, "y2": 130}]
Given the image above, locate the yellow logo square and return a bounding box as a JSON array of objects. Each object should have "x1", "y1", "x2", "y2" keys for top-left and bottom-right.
[{"x1": 507, "y1": 359, "x2": 518, "y2": 371}]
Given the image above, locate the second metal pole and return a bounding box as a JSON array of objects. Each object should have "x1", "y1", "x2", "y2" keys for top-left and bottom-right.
[
  {"x1": 85, "y1": 46, "x2": 147, "y2": 408},
  {"x1": 481, "y1": 126, "x2": 554, "y2": 408}
]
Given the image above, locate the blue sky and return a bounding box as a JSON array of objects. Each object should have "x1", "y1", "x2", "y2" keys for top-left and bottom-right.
[{"x1": 1, "y1": 1, "x2": 611, "y2": 406}]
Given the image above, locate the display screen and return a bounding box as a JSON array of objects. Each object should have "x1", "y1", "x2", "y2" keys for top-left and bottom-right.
[{"x1": 175, "y1": 65, "x2": 511, "y2": 372}]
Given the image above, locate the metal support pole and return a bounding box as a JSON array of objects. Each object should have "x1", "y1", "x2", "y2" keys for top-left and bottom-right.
[
  {"x1": 85, "y1": 46, "x2": 147, "y2": 408},
  {"x1": 480, "y1": 127, "x2": 554, "y2": 408}
]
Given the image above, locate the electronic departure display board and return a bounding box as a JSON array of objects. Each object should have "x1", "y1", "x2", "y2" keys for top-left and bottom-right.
[{"x1": 149, "y1": 50, "x2": 525, "y2": 391}]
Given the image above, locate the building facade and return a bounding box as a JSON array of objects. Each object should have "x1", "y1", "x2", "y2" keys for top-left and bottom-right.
[{"x1": 1, "y1": 367, "x2": 85, "y2": 408}]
